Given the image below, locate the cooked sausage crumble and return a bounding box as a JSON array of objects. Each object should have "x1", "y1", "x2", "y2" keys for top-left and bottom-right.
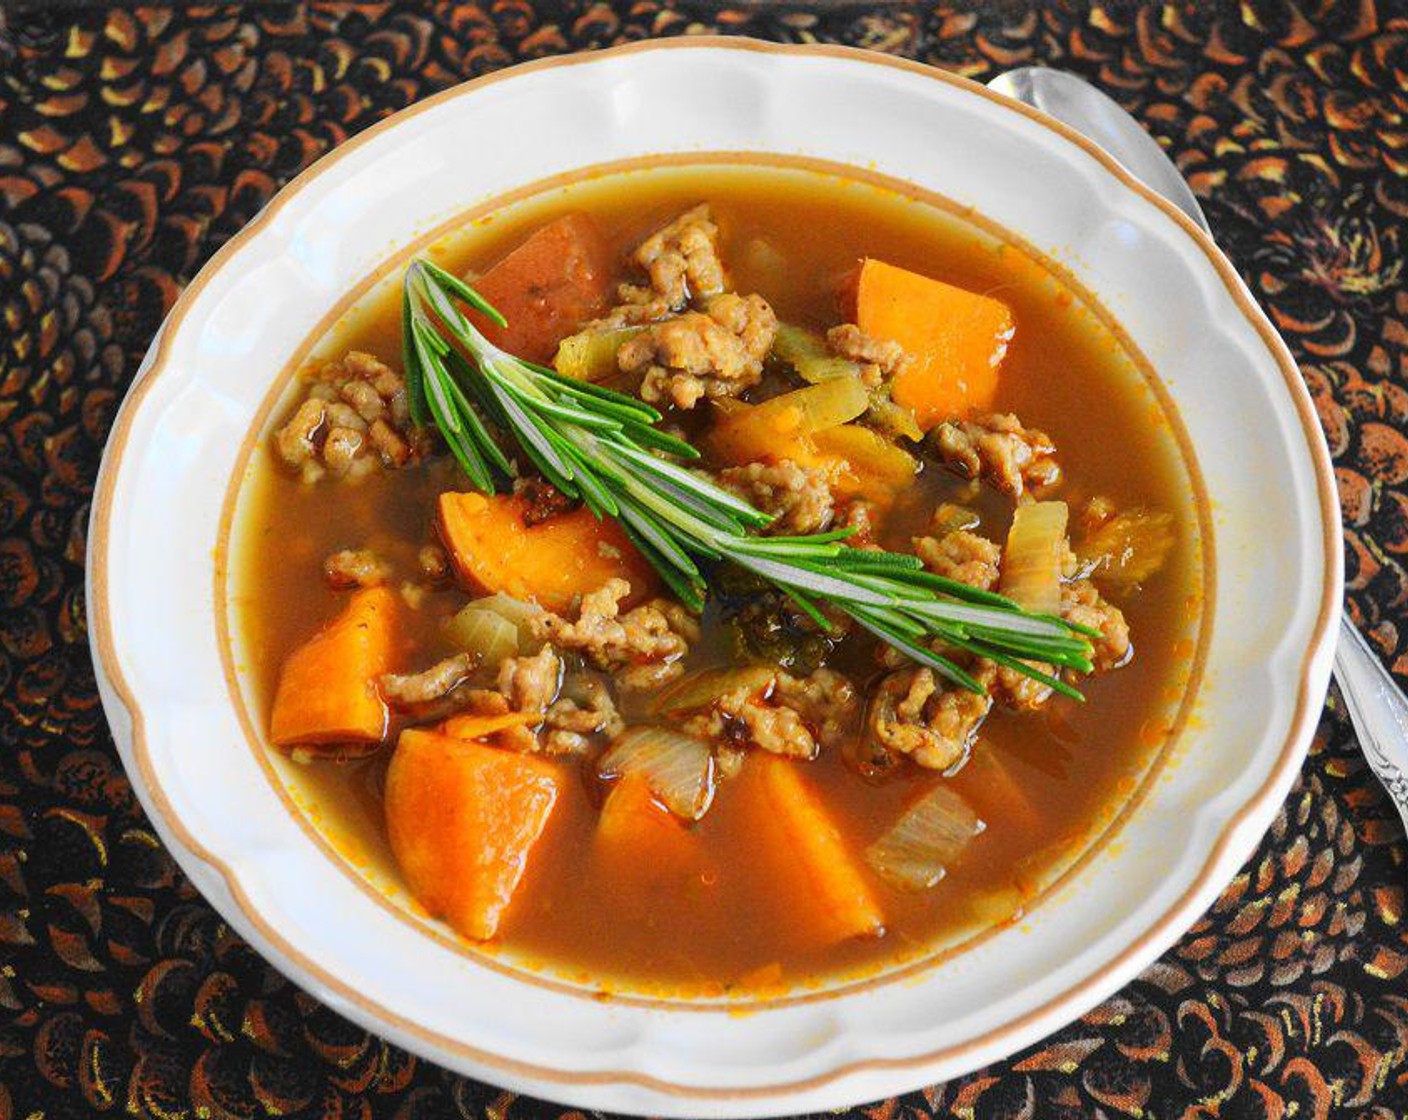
[{"x1": 274, "y1": 351, "x2": 430, "y2": 483}]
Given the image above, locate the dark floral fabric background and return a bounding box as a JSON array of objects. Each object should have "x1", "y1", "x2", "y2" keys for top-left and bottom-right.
[{"x1": 1, "y1": 1, "x2": 1406, "y2": 1117}]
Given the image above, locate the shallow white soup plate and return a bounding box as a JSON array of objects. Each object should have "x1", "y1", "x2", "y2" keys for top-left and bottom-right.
[{"x1": 88, "y1": 38, "x2": 1339, "y2": 1117}]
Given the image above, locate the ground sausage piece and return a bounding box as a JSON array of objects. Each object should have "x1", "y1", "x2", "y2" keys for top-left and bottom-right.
[
  {"x1": 367, "y1": 419, "x2": 412, "y2": 468},
  {"x1": 931, "y1": 413, "x2": 1062, "y2": 499},
  {"x1": 633, "y1": 203, "x2": 726, "y2": 308},
  {"x1": 838, "y1": 499, "x2": 881, "y2": 550},
  {"x1": 707, "y1": 291, "x2": 776, "y2": 358},
  {"x1": 683, "y1": 682, "x2": 819, "y2": 761},
  {"x1": 531, "y1": 579, "x2": 697, "y2": 690},
  {"x1": 1063, "y1": 579, "x2": 1132, "y2": 671},
  {"x1": 418, "y1": 544, "x2": 450, "y2": 582},
  {"x1": 983, "y1": 661, "x2": 1054, "y2": 712},
  {"x1": 774, "y1": 669, "x2": 859, "y2": 749},
  {"x1": 339, "y1": 377, "x2": 386, "y2": 423},
  {"x1": 322, "y1": 427, "x2": 369, "y2": 479},
  {"x1": 719, "y1": 459, "x2": 835, "y2": 536},
  {"x1": 869, "y1": 666, "x2": 992, "y2": 771},
  {"x1": 379, "y1": 652, "x2": 478, "y2": 709},
  {"x1": 682, "y1": 668, "x2": 858, "y2": 762},
  {"x1": 616, "y1": 660, "x2": 689, "y2": 691},
  {"x1": 733, "y1": 701, "x2": 818, "y2": 759},
  {"x1": 826, "y1": 323, "x2": 912, "y2": 389},
  {"x1": 323, "y1": 548, "x2": 392, "y2": 589},
  {"x1": 273, "y1": 351, "x2": 429, "y2": 483},
  {"x1": 275, "y1": 398, "x2": 327, "y2": 470},
  {"x1": 496, "y1": 645, "x2": 562, "y2": 716},
  {"x1": 324, "y1": 400, "x2": 366, "y2": 432},
  {"x1": 595, "y1": 293, "x2": 676, "y2": 328},
  {"x1": 913, "y1": 530, "x2": 1002, "y2": 591},
  {"x1": 594, "y1": 206, "x2": 728, "y2": 327},
  {"x1": 542, "y1": 677, "x2": 623, "y2": 756},
  {"x1": 455, "y1": 651, "x2": 563, "y2": 754},
  {"x1": 621, "y1": 293, "x2": 777, "y2": 410}
]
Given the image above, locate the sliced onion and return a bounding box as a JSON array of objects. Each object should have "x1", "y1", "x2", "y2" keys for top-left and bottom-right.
[
  {"x1": 598, "y1": 726, "x2": 717, "y2": 821},
  {"x1": 474, "y1": 593, "x2": 545, "y2": 649},
  {"x1": 1077, "y1": 507, "x2": 1176, "y2": 592},
  {"x1": 652, "y1": 666, "x2": 776, "y2": 715},
  {"x1": 1000, "y1": 500, "x2": 1069, "y2": 616},
  {"x1": 441, "y1": 606, "x2": 518, "y2": 665},
  {"x1": 809, "y1": 423, "x2": 918, "y2": 495},
  {"x1": 866, "y1": 785, "x2": 984, "y2": 891},
  {"x1": 740, "y1": 238, "x2": 789, "y2": 294}
]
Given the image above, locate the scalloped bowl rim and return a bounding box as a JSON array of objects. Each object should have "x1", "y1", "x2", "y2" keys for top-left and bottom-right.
[{"x1": 87, "y1": 39, "x2": 1339, "y2": 1117}]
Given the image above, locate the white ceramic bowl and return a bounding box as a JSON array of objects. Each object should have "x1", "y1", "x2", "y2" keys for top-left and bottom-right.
[{"x1": 88, "y1": 39, "x2": 1339, "y2": 1117}]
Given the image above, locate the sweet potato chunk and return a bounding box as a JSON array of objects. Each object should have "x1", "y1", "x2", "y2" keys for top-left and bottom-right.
[
  {"x1": 752, "y1": 755, "x2": 884, "y2": 943},
  {"x1": 468, "y1": 213, "x2": 614, "y2": 363},
  {"x1": 598, "y1": 773, "x2": 692, "y2": 850},
  {"x1": 437, "y1": 491, "x2": 656, "y2": 613},
  {"x1": 856, "y1": 258, "x2": 1014, "y2": 429},
  {"x1": 807, "y1": 423, "x2": 918, "y2": 501},
  {"x1": 594, "y1": 775, "x2": 705, "y2": 897},
  {"x1": 707, "y1": 379, "x2": 869, "y2": 466},
  {"x1": 958, "y1": 746, "x2": 1040, "y2": 836},
  {"x1": 385, "y1": 729, "x2": 560, "y2": 941},
  {"x1": 269, "y1": 587, "x2": 398, "y2": 749}
]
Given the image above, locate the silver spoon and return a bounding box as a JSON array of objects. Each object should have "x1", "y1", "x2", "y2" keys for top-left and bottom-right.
[{"x1": 989, "y1": 66, "x2": 1408, "y2": 828}]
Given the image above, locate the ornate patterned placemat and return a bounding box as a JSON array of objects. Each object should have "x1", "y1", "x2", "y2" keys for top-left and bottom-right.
[{"x1": 2, "y1": 3, "x2": 1406, "y2": 1116}]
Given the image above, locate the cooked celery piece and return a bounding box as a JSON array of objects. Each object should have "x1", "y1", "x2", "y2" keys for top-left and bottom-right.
[
  {"x1": 552, "y1": 326, "x2": 643, "y2": 382},
  {"x1": 774, "y1": 323, "x2": 924, "y2": 441},
  {"x1": 866, "y1": 389, "x2": 925, "y2": 442},
  {"x1": 774, "y1": 323, "x2": 866, "y2": 383}
]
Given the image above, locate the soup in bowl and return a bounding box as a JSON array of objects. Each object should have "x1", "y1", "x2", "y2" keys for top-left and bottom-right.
[
  {"x1": 90, "y1": 40, "x2": 1337, "y2": 1115},
  {"x1": 234, "y1": 163, "x2": 1204, "y2": 997}
]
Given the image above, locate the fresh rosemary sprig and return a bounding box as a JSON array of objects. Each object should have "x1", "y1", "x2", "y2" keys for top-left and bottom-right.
[{"x1": 401, "y1": 258, "x2": 1095, "y2": 698}]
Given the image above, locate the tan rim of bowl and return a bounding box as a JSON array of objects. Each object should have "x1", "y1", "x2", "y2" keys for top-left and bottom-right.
[{"x1": 88, "y1": 37, "x2": 1340, "y2": 1102}]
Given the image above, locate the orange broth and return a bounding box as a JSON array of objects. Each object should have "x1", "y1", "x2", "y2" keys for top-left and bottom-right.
[{"x1": 230, "y1": 163, "x2": 1203, "y2": 997}]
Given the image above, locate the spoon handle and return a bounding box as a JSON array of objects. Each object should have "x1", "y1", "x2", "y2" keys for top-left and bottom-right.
[{"x1": 1334, "y1": 617, "x2": 1408, "y2": 825}]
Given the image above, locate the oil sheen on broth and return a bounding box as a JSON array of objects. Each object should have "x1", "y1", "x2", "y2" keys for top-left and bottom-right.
[{"x1": 231, "y1": 163, "x2": 1203, "y2": 998}]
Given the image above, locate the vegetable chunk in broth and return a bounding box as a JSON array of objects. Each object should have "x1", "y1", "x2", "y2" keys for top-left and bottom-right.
[{"x1": 231, "y1": 163, "x2": 1204, "y2": 998}]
